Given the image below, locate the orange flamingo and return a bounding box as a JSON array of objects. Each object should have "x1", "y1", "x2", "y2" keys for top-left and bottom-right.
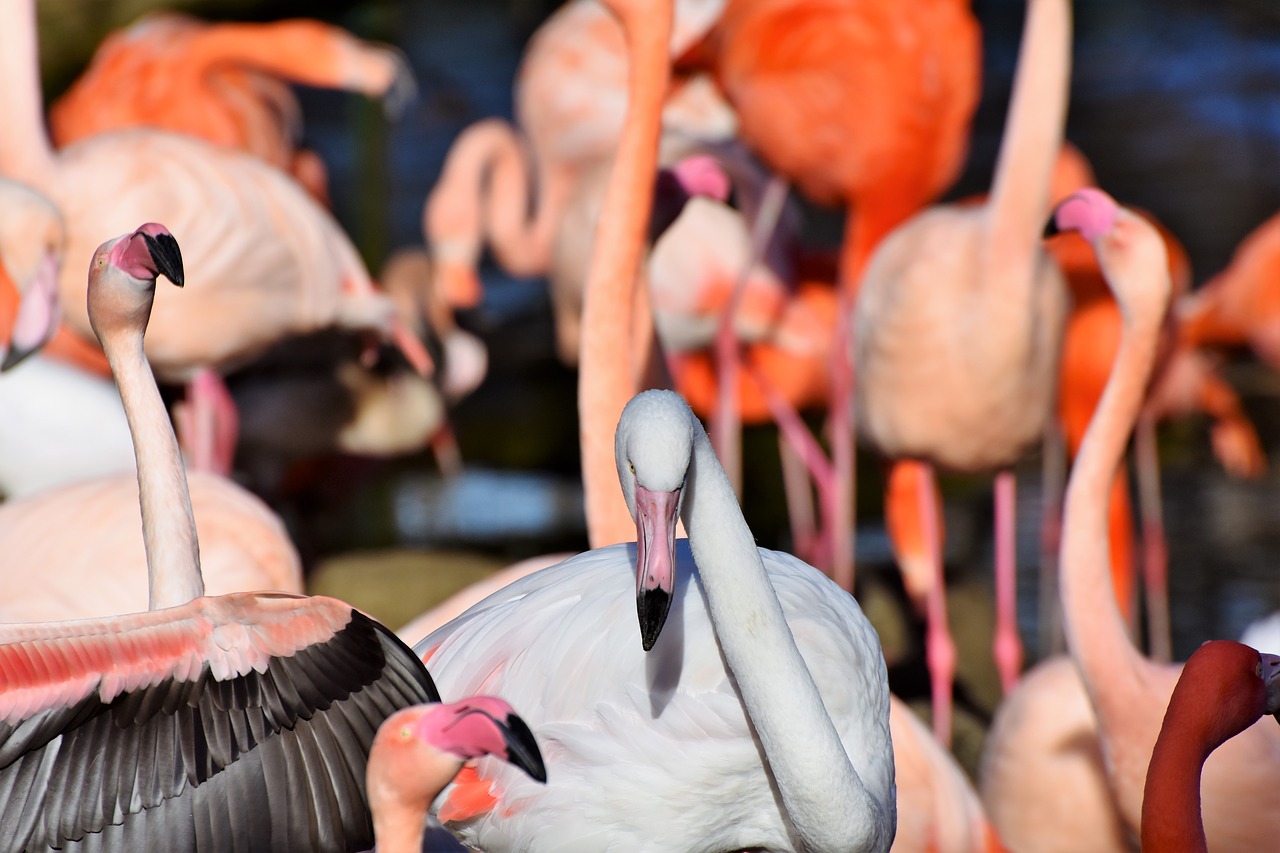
[
  {"x1": 48, "y1": 12, "x2": 412, "y2": 206},
  {"x1": 0, "y1": 0, "x2": 430, "y2": 471},
  {"x1": 680, "y1": 0, "x2": 982, "y2": 586},
  {"x1": 853, "y1": 0, "x2": 1071, "y2": 744},
  {"x1": 1141, "y1": 641, "x2": 1280, "y2": 853},
  {"x1": 981, "y1": 188, "x2": 1280, "y2": 853},
  {"x1": 0, "y1": 223, "x2": 437, "y2": 849}
]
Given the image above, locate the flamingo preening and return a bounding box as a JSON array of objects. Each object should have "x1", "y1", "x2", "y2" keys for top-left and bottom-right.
[
  {"x1": 366, "y1": 697, "x2": 546, "y2": 853},
  {"x1": 0, "y1": 225, "x2": 436, "y2": 851}
]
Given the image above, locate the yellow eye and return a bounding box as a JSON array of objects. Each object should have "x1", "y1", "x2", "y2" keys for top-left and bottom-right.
[
  {"x1": 400, "y1": 726, "x2": 412, "y2": 739},
  {"x1": 629, "y1": 463, "x2": 635, "y2": 474}
]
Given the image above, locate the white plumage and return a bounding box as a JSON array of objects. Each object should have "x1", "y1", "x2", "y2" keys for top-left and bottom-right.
[{"x1": 415, "y1": 390, "x2": 895, "y2": 852}]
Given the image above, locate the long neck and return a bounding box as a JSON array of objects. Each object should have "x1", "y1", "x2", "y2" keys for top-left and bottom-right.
[
  {"x1": 368, "y1": 783, "x2": 428, "y2": 853},
  {"x1": 105, "y1": 329, "x2": 203, "y2": 609},
  {"x1": 0, "y1": 0, "x2": 56, "y2": 184},
  {"x1": 682, "y1": 416, "x2": 892, "y2": 852},
  {"x1": 579, "y1": 0, "x2": 672, "y2": 549},
  {"x1": 985, "y1": 0, "x2": 1071, "y2": 281},
  {"x1": 1141, "y1": 706, "x2": 1214, "y2": 853},
  {"x1": 1060, "y1": 240, "x2": 1167, "y2": 758}
]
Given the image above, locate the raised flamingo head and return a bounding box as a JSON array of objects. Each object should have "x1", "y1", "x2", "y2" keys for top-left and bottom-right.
[
  {"x1": 616, "y1": 389, "x2": 696, "y2": 650},
  {"x1": 87, "y1": 223, "x2": 184, "y2": 350},
  {"x1": 1168, "y1": 641, "x2": 1280, "y2": 746},
  {"x1": 369, "y1": 697, "x2": 546, "y2": 807}
]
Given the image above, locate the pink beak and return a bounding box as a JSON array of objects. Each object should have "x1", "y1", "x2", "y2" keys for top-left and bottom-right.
[
  {"x1": 635, "y1": 483, "x2": 680, "y2": 651},
  {"x1": 2, "y1": 250, "x2": 59, "y2": 371}
]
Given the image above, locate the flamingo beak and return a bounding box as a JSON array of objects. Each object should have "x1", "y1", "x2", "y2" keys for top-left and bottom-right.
[
  {"x1": 1260, "y1": 652, "x2": 1280, "y2": 724},
  {"x1": 496, "y1": 710, "x2": 548, "y2": 783},
  {"x1": 635, "y1": 483, "x2": 679, "y2": 652},
  {"x1": 1, "y1": 250, "x2": 59, "y2": 371},
  {"x1": 140, "y1": 229, "x2": 184, "y2": 287}
]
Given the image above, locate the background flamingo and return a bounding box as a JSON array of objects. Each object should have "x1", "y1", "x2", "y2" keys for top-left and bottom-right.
[
  {"x1": 853, "y1": 0, "x2": 1071, "y2": 743},
  {"x1": 679, "y1": 0, "x2": 982, "y2": 586},
  {"x1": 980, "y1": 188, "x2": 1280, "y2": 853},
  {"x1": 48, "y1": 12, "x2": 414, "y2": 206},
  {"x1": 0, "y1": 222, "x2": 437, "y2": 850}
]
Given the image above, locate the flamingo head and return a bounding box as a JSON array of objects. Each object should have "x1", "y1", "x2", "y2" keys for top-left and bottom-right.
[
  {"x1": 0, "y1": 181, "x2": 64, "y2": 371},
  {"x1": 87, "y1": 224, "x2": 184, "y2": 349},
  {"x1": 617, "y1": 390, "x2": 694, "y2": 651},
  {"x1": 1176, "y1": 641, "x2": 1280, "y2": 750},
  {"x1": 372, "y1": 698, "x2": 546, "y2": 804},
  {"x1": 1044, "y1": 187, "x2": 1119, "y2": 242}
]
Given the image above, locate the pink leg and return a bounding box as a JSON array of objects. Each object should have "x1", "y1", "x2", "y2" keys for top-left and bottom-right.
[
  {"x1": 1135, "y1": 413, "x2": 1171, "y2": 661},
  {"x1": 993, "y1": 469, "x2": 1023, "y2": 694},
  {"x1": 178, "y1": 368, "x2": 240, "y2": 476},
  {"x1": 747, "y1": 360, "x2": 836, "y2": 569},
  {"x1": 918, "y1": 463, "x2": 956, "y2": 746},
  {"x1": 827, "y1": 296, "x2": 856, "y2": 590},
  {"x1": 778, "y1": 430, "x2": 819, "y2": 562},
  {"x1": 1038, "y1": 420, "x2": 1067, "y2": 657},
  {"x1": 712, "y1": 174, "x2": 791, "y2": 498}
]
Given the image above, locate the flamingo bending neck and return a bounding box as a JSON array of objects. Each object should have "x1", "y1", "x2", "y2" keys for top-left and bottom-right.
[{"x1": 619, "y1": 389, "x2": 894, "y2": 851}]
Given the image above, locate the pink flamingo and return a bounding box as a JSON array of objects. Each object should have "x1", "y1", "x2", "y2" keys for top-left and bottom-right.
[
  {"x1": 366, "y1": 697, "x2": 546, "y2": 853},
  {"x1": 980, "y1": 188, "x2": 1280, "y2": 852},
  {"x1": 0, "y1": 0, "x2": 430, "y2": 471},
  {"x1": 48, "y1": 12, "x2": 413, "y2": 207},
  {"x1": 853, "y1": 0, "x2": 1071, "y2": 744},
  {"x1": 0, "y1": 224, "x2": 437, "y2": 849},
  {"x1": 1141, "y1": 641, "x2": 1280, "y2": 853}
]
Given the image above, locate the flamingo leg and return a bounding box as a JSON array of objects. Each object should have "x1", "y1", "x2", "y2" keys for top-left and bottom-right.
[
  {"x1": 914, "y1": 460, "x2": 955, "y2": 746},
  {"x1": 712, "y1": 174, "x2": 791, "y2": 497},
  {"x1": 1134, "y1": 412, "x2": 1171, "y2": 661},
  {"x1": 993, "y1": 469, "x2": 1022, "y2": 694},
  {"x1": 778, "y1": 428, "x2": 819, "y2": 561},
  {"x1": 178, "y1": 367, "x2": 239, "y2": 476},
  {"x1": 828, "y1": 298, "x2": 856, "y2": 590},
  {"x1": 1038, "y1": 419, "x2": 1067, "y2": 657}
]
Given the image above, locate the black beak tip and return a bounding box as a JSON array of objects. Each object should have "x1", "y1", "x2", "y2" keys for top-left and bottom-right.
[
  {"x1": 1042, "y1": 217, "x2": 1061, "y2": 240},
  {"x1": 142, "y1": 231, "x2": 185, "y2": 287},
  {"x1": 1, "y1": 345, "x2": 33, "y2": 372},
  {"x1": 638, "y1": 587, "x2": 673, "y2": 652},
  {"x1": 502, "y1": 713, "x2": 548, "y2": 784}
]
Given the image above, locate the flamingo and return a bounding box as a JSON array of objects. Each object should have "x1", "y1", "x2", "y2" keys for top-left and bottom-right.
[
  {"x1": 0, "y1": 0, "x2": 430, "y2": 470},
  {"x1": 1140, "y1": 641, "x2": 1280, "y2": 853},
  {"x1": 680, "y1": 0, "x2": 982, "y2": 586},
  {"x1": 853, "y1": 0, "x2": 1071, "y2": 743},
  {"x1": 415, "y1": 389, "x2": 896, "y2": 852},
  {"x1": 47, "y1": 12, "x2": 413, "y2": 207},
  {"x1": 423, "y1": 0, "x2": 733, "y2": 323},
  {"x1": 0, "y1": 224, "x2": 437, "y2": 849},
  {"x1": 980, "y1": 188, "x2": 1280, "y2": 852},
  {"x1": 366, "y1": 697, "x2": 546, "y2": 853}
]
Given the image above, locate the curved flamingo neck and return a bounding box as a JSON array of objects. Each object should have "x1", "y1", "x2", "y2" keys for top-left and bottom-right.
[
  {"x1": 985, "y1": 0, "x2": 1071, "y2": 280},
  {"x1": 680, "y1": 408, "x2": 892, "y2": 852},
  {"x1": 95, "y1": 276, "x2": 203, "y2": 610},
  {"x1": 0, "y1": 0, "x2": 56, "y2": 185},
  {"x1": 424, "y1": 119, "x2": 564, "y2": 280},
  {"x1": 1140, "y1": 643, "x2": 1269, "y2": 853},
  {"x1": 579, "y1": 0, "x2": 673, "y2": 549},
  {"x1": 1059, "y1": 216, "x2": 1170, "y2": 749}
]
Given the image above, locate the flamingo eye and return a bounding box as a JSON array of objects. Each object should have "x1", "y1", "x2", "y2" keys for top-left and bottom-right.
[
  {"x1": 400, "y1": 726, "x2": 412, "y2": 739},
  {"x1": 629, "y1": 463, "x2": 635, "y2": 475},
  {"x1": 1257, "y1": 662, "x2": 1263, "y2": 679}
]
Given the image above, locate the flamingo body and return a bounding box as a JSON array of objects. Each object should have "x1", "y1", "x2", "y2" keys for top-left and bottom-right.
[{"x1": 418, "y1": 540, "x2": 891, "y2": 851}]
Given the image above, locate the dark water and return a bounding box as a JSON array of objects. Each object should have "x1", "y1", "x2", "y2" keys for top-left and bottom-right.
[{"x1": 61, "y1": 0, "x2": 1280, "y2": 664}]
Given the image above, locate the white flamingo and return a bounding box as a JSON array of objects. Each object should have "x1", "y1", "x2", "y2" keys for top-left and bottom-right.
[{"x1": 416, "y1": 389, "x2": 895, "y2": 852}]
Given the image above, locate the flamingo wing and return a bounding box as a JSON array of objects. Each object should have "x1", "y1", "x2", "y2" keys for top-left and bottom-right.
[{"x1": 0, "y1": 593, "x2": 437, "y2": 852}]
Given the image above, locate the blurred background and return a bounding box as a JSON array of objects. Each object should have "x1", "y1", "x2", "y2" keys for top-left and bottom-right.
[{"x1": 30, "y1": 0, "x2": 1280, "y2": 765}]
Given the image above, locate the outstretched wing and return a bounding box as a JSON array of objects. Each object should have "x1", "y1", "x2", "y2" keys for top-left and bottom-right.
[{"x1": 0, "y1": 593, "x2": 437, "y2": 852}]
